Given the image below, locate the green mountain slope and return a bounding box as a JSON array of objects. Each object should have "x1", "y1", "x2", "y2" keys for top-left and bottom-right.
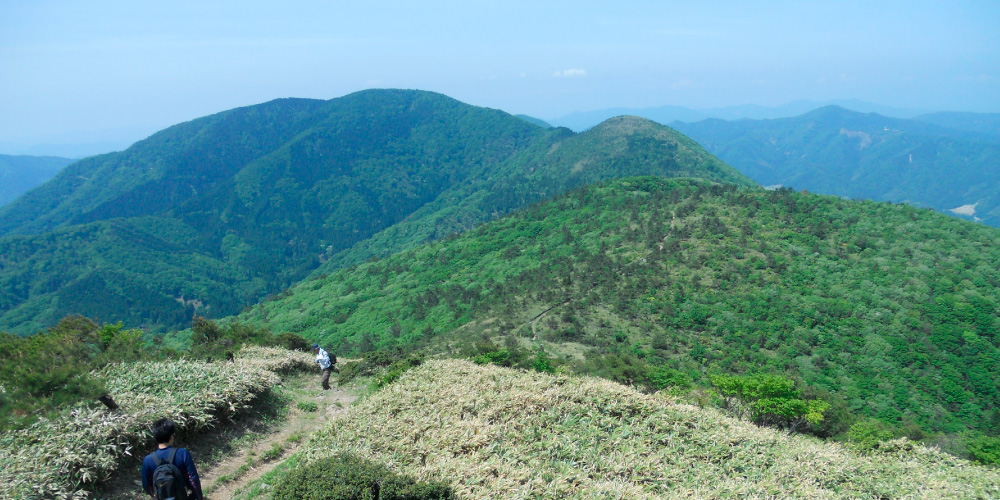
[
  {"x1": 314, "y1": 115, "x2": 749, "y2": 272},
  {"x1": 243, "y1": 177, "x2": 1000, "y2": 437},
  {"x1": 0, "y1": 154, "x2": 74, "y2": 208},
  {"x1": 671, "y1": 106, "x2": 1000, "y2": 227},
  {"x1": 242, "y1": 360, "x2": 1000, "y2": 500},
  {"x1": 0, "y1": 90, "x2": 749, "y2": 335}
]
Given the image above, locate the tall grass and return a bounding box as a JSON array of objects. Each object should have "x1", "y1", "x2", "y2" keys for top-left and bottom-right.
[
  {"x1": 0, "y1": 346, "x2": 312, "y2": 500},
  {"x1": 258, "y1": 360, "x2": 999, "y2": 499}
]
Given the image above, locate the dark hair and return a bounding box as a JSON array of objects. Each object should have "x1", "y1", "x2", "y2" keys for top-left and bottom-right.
[{"x1": 151, "y1": 418, "x2": 175, "y2": 444}]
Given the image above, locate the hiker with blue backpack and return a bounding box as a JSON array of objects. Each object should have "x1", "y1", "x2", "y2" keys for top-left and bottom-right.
[{"x1": 142, "y1": 418, "x2": 204, "y2": 500}]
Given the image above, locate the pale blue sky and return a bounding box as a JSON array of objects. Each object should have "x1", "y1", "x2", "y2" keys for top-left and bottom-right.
[{"x1": 1, "y1": 0, "x2": 998, "y2": 148}]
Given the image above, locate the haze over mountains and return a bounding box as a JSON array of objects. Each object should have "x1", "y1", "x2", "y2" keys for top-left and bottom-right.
[
  {"x1": 0, "y1": 89, "x2": 749, "y2": 335},
  {"x1": 0, "y1": 154, "x2": 74, "y2": 208},
  {"x1": 671, "y1": 106, "x2": 1000, "y2": 227},
  {"x1": 548, "y1": 99, "x2": 932, "y2": 132}
]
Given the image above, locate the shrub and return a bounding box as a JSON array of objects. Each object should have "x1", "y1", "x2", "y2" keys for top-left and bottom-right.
[
  {"x1": 274, "y1": 332, "x2": 310, "y2": 352},
  {"x1": 0, "y1": 316, "x2": 149, "y2": 430},
  {"x1": 710, "y1": 373, "x2": 829, "y2": 433},
  {"x1": 847, "y1": 418, "x2": 895, "y2": 451},
  {"x1": 966, "y1": 432, "x2": 1000, "y2": 466},
  {"x1": 646, "y1": 366, "x2": 691, "y2": 390},
  {"x1": 271, "y1": 453, "x2": 454, "y2": 500},
  {"x1": 533, "y1": 348, "x2": 555, "y2": 373},
  {"x1": 376, "y1": 356, "x2": 424, "y2": 389},
  {"x1": 297, "y1": 401, "x2": 319, "y2": 412},
  {"x1": 338, "y1": 361, "x2": 363, "y2": 384}
]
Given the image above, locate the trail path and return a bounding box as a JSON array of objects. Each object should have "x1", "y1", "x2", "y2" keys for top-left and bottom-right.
[{"x1": 201, "y1": 377, "x2": 357, "y2": 499}]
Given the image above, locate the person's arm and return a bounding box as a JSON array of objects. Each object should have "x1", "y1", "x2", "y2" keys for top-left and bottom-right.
[
  {"x1": 179, "y1": 449, "x2": 205, "y2": 500},
  {"x1": 140, "y1": 456, "x2": 155, "y2": 498}
]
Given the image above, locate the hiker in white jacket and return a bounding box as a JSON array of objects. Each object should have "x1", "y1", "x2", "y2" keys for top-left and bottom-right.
[{"x1": 313, "y1": 344, "x2": 335, "y2": 390}]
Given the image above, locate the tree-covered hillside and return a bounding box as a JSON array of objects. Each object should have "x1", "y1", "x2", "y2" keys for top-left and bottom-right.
[
  {"x1": 0, "y1": 90, "x2": 749, "y2": 335},
  {"x1": 0, "y1": 154, "x2": 74, "y2": 208},
  {"x1": 671, "y1": 106, "x2": 1000, "y2": 227},
  {"x1": 243, "y1": 177, "x2": 1000, "y2": 439}
]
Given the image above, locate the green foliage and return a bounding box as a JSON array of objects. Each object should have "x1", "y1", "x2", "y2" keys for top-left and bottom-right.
[
  {"x1": 965, "y1": 432, "x2": 1000, "y2": 466},
  {"x1": 711, "y1": 373, "x2": 829, "y2": 432},
  {"x1": 847, "y1": 419, "x2": 896, "y2": 451},
  {"x1": 261, "y1": 442, "x2": 285, "y2": 462},
  {"x1": 0, "y1": 90, "x2": 749, "y2": 335},
  {"x1": 376, "y1": 356, "x2": 424, "y2": 389},
  {"x1": 296, "y1": 401, "x2": 318, "y2": 412},
  {"x1": 187, "y1": 316, "x2": 300, "y2": 361},
  {"x1": 271, "y1": 453, "x2": 455, "y2": 500},
  {"x1": 0, "y1": 316, "x2": 149, "y2": 430},
  {"x1": 646, "y1": 366, "x2": 691, "y2": 390},
  {"x1": 274, "y1": 332, "x2": 310, "y2": 352},
  {"x1": 247, "y1": 177, "x2": 1000, "y2": 440},
  {"x1": 533, "y1": 348, "x2": 555, "y2": 373}
]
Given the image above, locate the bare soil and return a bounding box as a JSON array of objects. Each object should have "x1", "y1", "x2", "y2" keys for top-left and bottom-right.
[
  {"x1": 201, "y1": 374, "x2": 357, "y2": 499},
  {"x1": 93, "y1": 370, "x2": 357, "y2": 500}
]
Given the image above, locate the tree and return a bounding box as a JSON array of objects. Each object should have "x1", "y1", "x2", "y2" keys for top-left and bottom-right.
[{"x1": 711, "y1": 373, "x2": 829, "y2": 433}]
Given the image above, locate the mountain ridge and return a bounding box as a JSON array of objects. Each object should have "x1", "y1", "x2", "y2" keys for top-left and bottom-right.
[
  {"x1": 0, "y1": 154, "x2": 75, "y2": 209},
  {"x1": 242, "y1": 176, "x2": 1000, "y2": 439},
  {"x1": 0, "y1": 90, "x2": 749, "y2": 335},
  {"x1": 671, "y1": 106, "x2": 1000, "y2": 226}
]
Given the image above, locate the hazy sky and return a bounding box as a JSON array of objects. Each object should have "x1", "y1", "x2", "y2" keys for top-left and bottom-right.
[{"x1": 1, "y1": 0, "x2": 998, "y2": 148}]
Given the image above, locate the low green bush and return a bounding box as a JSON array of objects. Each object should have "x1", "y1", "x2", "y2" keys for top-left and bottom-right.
[
  {"x1": 296, "y1": 401, "x2": 319, "y2": 412},
  {"x1": 375, "y1": 356, "x2": 424, "y2": 389},
  {"x1": 847, "y1": 418, "x2": 896, "y2": 451},
  {"x1": 271, "y1": 452, "x2": 454, "y2": 500}
]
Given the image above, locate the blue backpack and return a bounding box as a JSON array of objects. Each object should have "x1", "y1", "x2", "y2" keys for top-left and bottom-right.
[{"x1": 150, "y1": 448, "x2": 188, "y2": 500}]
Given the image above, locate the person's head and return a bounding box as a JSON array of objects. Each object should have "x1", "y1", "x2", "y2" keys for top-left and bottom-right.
[
  {"x1": 312, "y1": 344, "x2": 319, "y2": 352},
  {"x1": 151, "y1": 418, "x2": 176, "y2": 445}
]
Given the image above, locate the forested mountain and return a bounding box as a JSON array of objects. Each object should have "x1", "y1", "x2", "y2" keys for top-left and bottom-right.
[
  {"x1": 243, "y1": 177, "x2": 1000, "y2": 440},
  {"x1": 0, "y1": 90, "x2": 749, "y2": 335},
  {"x1": 0, "y1": 154, "x2": 74, "y2": 208},
  {"x1": 670, "y1": 106, "x2": 1000, "y2": 227}
]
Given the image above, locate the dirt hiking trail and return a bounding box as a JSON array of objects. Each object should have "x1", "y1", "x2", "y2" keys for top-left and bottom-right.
[{"x1": 200, "y1": 375, "x2": 357, "y2": 499}]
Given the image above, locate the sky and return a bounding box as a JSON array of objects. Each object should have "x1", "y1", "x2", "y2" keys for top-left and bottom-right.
[{"x1": 1, "y1": 0, "x2": 998, "y2": 152}]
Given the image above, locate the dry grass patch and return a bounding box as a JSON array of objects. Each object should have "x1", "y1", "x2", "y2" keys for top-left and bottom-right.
[{"x1": 264, "y1": 360, "x2": 1000, "y2": 499}]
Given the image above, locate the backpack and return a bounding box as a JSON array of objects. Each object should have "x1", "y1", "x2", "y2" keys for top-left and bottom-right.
[{"x1": 150, "y1": 448, "x2": 188, "y2": 500}]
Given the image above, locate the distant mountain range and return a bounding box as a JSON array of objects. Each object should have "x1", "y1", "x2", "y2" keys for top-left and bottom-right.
[
  {"x1": 0, "y1": 89, "x2": 749, "y2": 335},
  {"x1": 912, "y1": 111, "x2": 1000, "y2": 137},
  {"x1": 670, "y1": 106, "x2": 1000, "y2": 227},
  {"x1": 0, "y1": 155, "x2": 75, "y2": 208},
  {"x1": 549, "y1": 99, "x2": 932, "y2": 132}
]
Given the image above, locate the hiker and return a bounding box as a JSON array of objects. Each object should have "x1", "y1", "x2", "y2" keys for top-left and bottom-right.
[
  {"x1": 141, "y1": 417, "x2": 204, "y2": 500},
  {"x1": 313, "y1": 343, "x2": 337, "y2": 390}
]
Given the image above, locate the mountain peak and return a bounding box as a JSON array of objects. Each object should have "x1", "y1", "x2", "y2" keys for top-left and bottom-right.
[{"x1": 592, "y1": 115, "x2": 662, "y2": 134}]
